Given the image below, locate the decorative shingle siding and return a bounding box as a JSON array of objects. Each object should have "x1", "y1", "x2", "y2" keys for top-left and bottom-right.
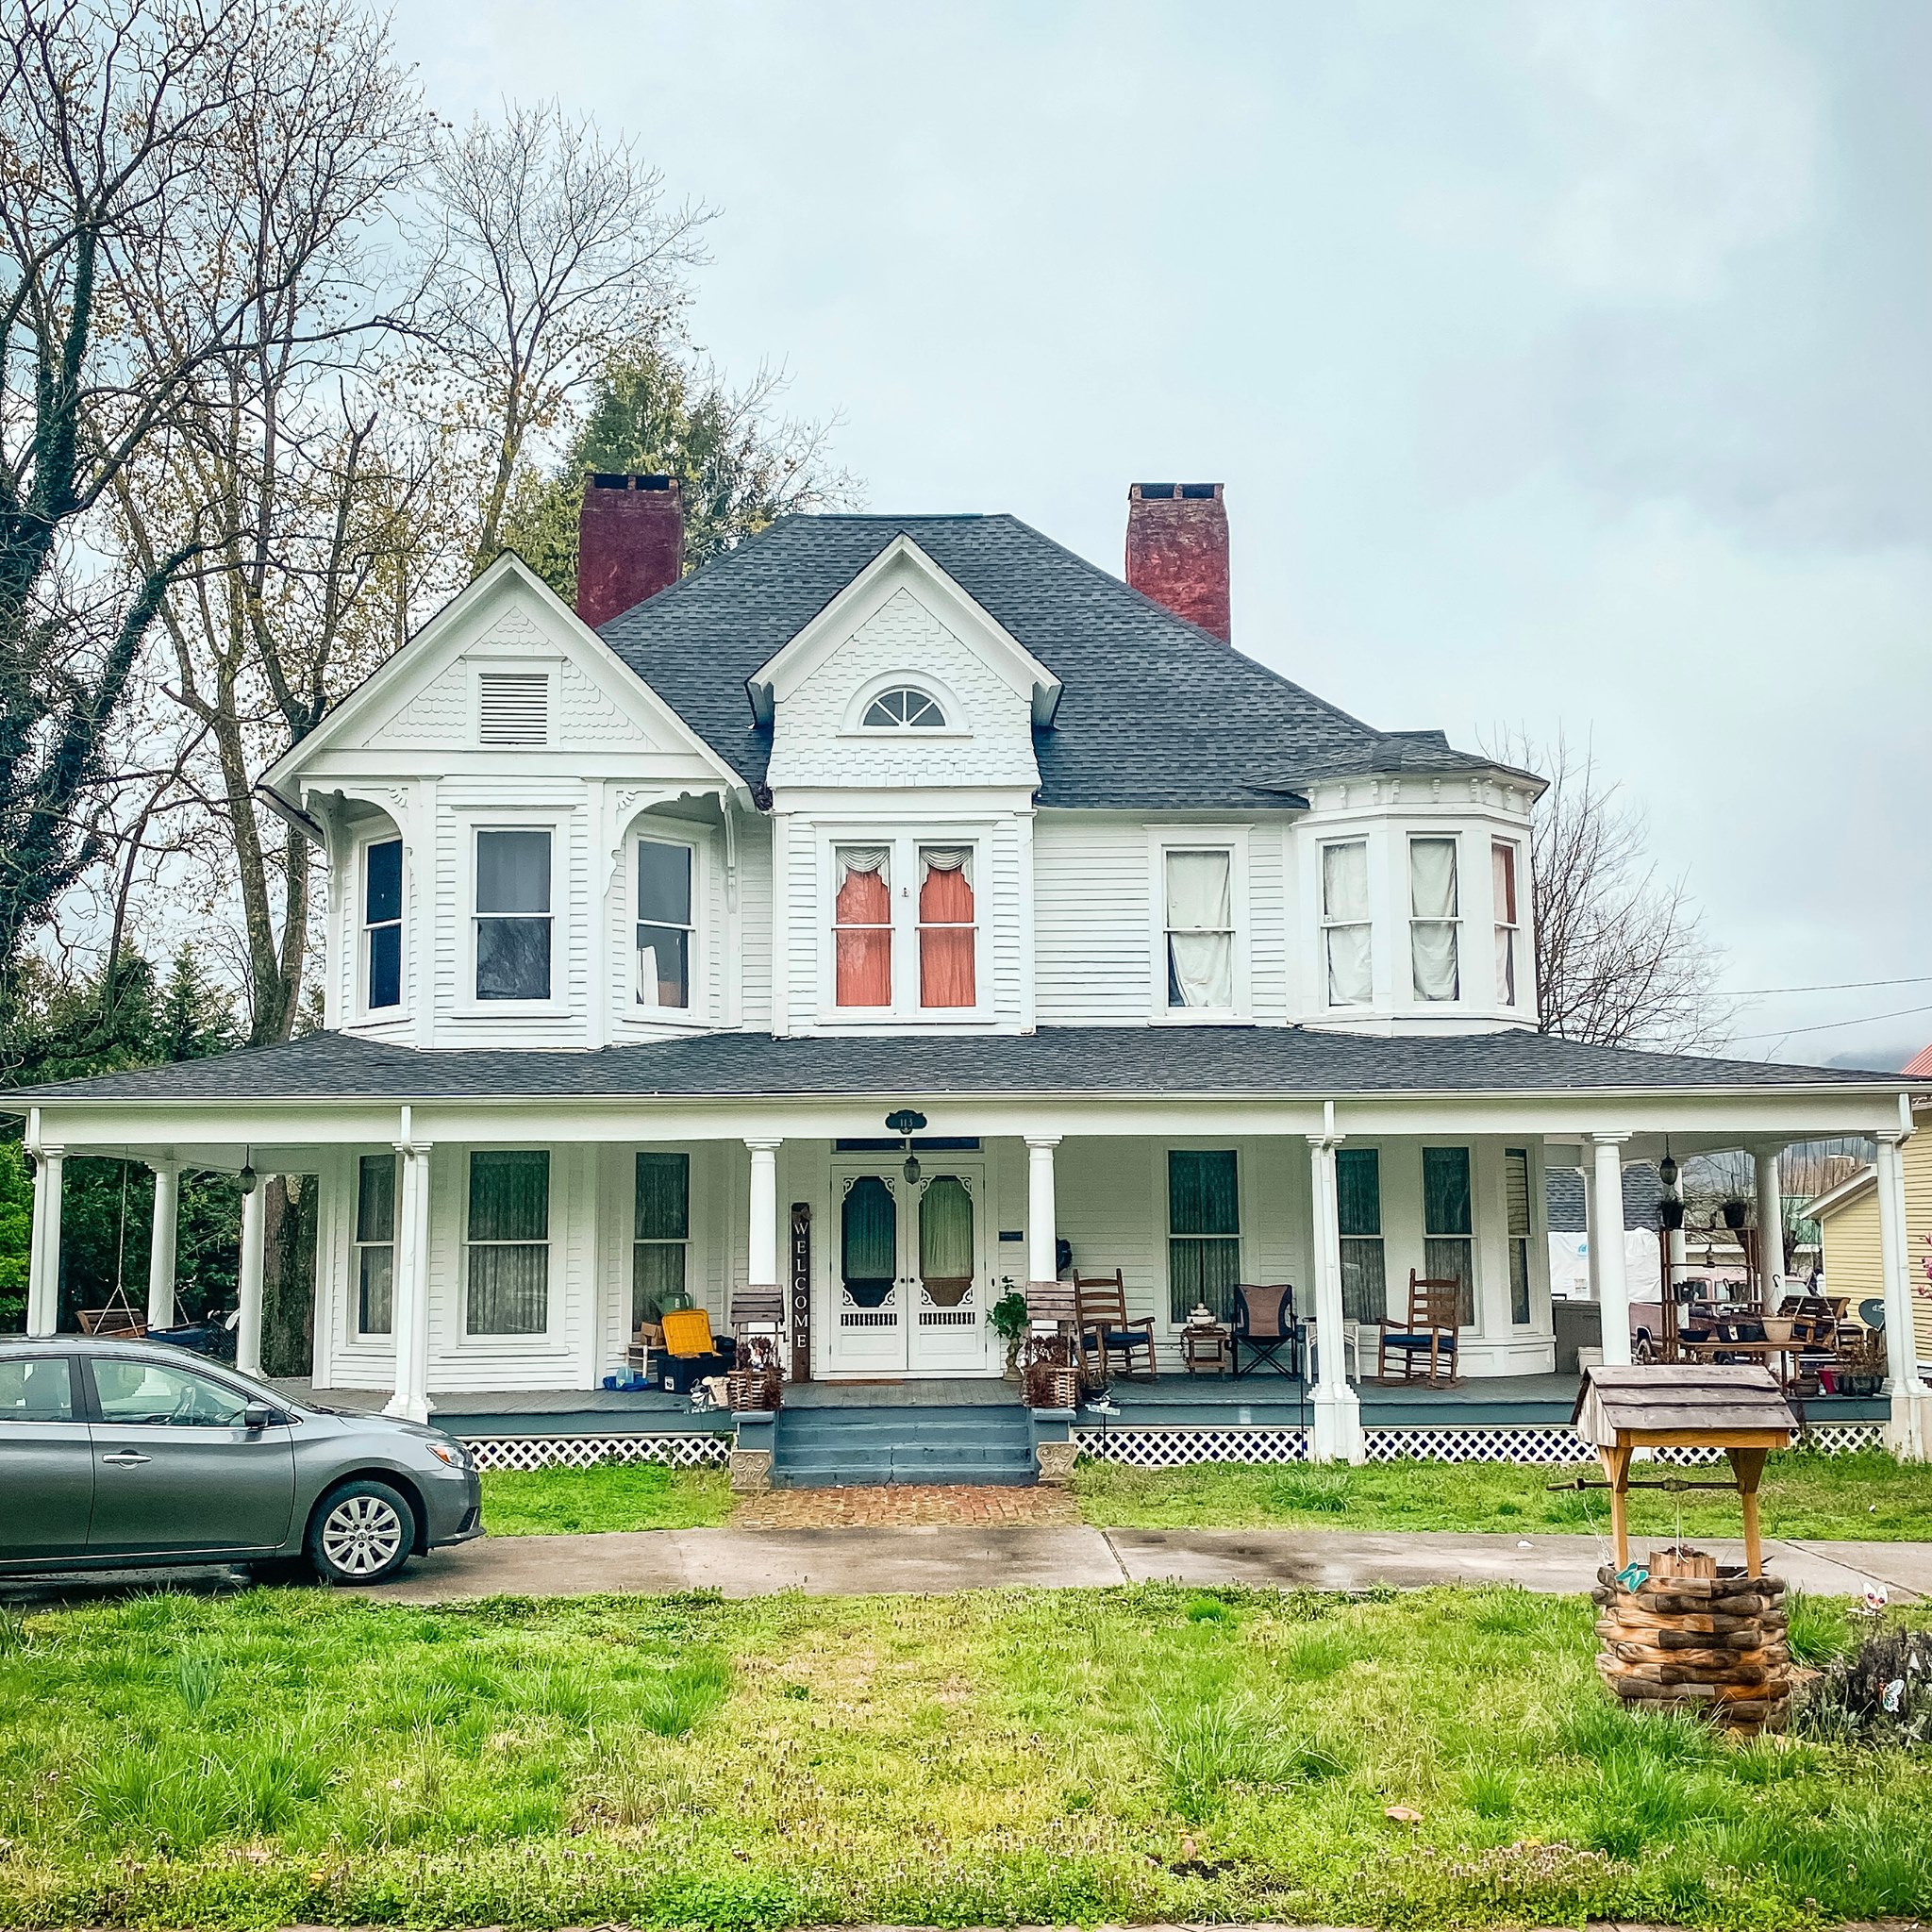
[{"x1": 766, "y1": 585, "x2": 1038, "y2": 791}]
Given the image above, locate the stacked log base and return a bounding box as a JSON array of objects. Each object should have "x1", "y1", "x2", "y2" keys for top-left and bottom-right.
[{"x1": 1592, "y1": 1561, "x2": 1791, "y2": 1733}]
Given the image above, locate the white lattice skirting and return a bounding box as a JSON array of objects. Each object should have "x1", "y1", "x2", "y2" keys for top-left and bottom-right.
[
  {"x1": 460, "y1": 1433, "x2": 732, "y2": 1473},
  {"x1": 1076, "y1": 1420, "x2": 1886, "y2": 1470}
]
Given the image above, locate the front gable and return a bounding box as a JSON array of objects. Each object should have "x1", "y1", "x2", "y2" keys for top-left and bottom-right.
[
  {"x1": 262, "y1": 555, "x2": 741, "y2": 792},
  {"x1": 752, "y1": 536, "x2": 1058, "y2": 792}
]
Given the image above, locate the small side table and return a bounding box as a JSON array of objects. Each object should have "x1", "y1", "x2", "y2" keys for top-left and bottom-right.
[{"x1": 1181, "y1": 1322, "x2": 1231, "y2": 1374}]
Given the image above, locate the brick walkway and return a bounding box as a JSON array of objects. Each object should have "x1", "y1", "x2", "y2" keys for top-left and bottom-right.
[{"x1": 732, "y1": 1483, "x2": 1081, "y2": 1527}]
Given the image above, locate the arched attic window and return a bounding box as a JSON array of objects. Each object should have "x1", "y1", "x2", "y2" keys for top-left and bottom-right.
[{"x1": 861, "y1": 686, "x2": 946, "y2": 728}]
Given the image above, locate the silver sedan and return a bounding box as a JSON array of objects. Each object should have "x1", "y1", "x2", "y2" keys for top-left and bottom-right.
[{"x1": 0, "y1": 1338, "x2": 482, "y2": 1586}]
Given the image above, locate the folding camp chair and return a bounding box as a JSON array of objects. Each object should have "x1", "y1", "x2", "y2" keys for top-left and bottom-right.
[{"x1": 1232, "y1": 1283, "x2": 1300, "y2": 1377}]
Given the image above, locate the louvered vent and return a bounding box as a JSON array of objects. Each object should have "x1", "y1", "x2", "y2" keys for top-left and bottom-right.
[{"x1": 477, "y1": 672, "x2": 549, "y2": 746}]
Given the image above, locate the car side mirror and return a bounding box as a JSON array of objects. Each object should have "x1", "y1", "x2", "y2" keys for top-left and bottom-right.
[{"x1": 242, "y1": 1402, "x2": 275, "y2": 1431}]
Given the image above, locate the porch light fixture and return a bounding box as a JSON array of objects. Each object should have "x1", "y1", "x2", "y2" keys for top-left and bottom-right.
[
  {"x1": 1658, "y1": 1144, "x2": 1678, "y2": 1190},
  {"x1": 903, "y1": 1152, "x2": 922, "y2": 1186},
  {"x1": 885, "y1": 1109, "x2": 927, "y2": 1186},
  {"x1": 239, "y1": 1150, "x2": 258, "y2": 1195}
]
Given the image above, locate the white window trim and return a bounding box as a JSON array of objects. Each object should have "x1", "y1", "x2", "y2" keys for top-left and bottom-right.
[
  {"x1": 1154, "y1": 1138, "x2": 1251, "y2": 1337},
  {"x1": 1317, "y1": 836, "x2": 1374, "y2": 1011},
  {"x1": 1420, "y1": 1141, "x2": 1481, "y2": 1338},
  {"x1": 817, "y1": 829, "x2": 992, "y2": 1026},
  {"x1": 625, "y1": 824, "x2": 709, "y2": 1030},
  {"x1": 458, "y1": 1148, "x2": 557, "y2": 1345},
  {"x1": 470, "y1": 660, "x2": 557, "y2": 750},
  {"x1": 350, "y1": 1150, "x2": 398, "y2": 1340},
  {"x1": 1492, "y1": 837, "x2": 1524, "y2": 1011},
  {"x1": 1406, "y1": 832, "x2": 1464, "y2": 1008},
  {"x1": 628, "y1": 1146, "x2": 698, "y2": 1331},
  {"x1": 458, "y1": 815, "x2": 570, "y2": 1019},
  {"x1": 353, "y1": 828, "x2": 408, "y2": 1023},
  {"x1": 1147, "y1": 827, "x2": 1252, "y2": 1024},
  {"x1": 839, "y1": 669, "x2": 971, "y2": 740}
]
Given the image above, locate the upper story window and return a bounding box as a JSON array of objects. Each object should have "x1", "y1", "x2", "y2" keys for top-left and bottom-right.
[
  {"x1": 918, "y1": 847, "x2": 974, "y2": 1008},
  {"x1": 861, "y1": 686, "x2": 945, "y2": 728},
  {"x1": 363, "y1": 838, "x2": 402, "y2": 1011},
  {"x1": 1321, "y1": 840, "x2": 1372, "y2": 1007},
  {"x1": 477, "y1": 670, "x2": 549, "y2": 746},
  {"x1": 475, "y1": 828, "x2": 552, "y2": 1002},
  {"x1": 834, "y1": 847, "x2": 892, "y2": 1007},
  {"x1": 1408, "y1": 836, "x2": 1459, "y2": 1002},
  {"x1": 1164, "y1": 850, "x2": 1234, "y2": 1009},
  {"x1": 1492, "y1": 840, "x2": 1521, "y2": 1007},
  {"x1": 637, "y1": 839, "x2": 692, "y2": 1010}
]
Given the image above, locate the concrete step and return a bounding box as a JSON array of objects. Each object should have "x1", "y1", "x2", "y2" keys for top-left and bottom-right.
[
  {"x1": 784, "y1": 1457, "x2": 1038, "y2": 1490},
  {"x1": 773, "y1": 1404, "x2": 1039, "y2": 1489}
]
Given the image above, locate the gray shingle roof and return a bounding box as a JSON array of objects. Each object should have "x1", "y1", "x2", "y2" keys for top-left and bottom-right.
[
  {"x1": 595, "y1": 514, "x2": 1501, "y2": 810},
  {"x1": 6, "y1": 1025, "x2": 1907, "y2": 1108},
  {"x1": 1546, "y1": 1162, "x2": 1665, "y2": 1232}
]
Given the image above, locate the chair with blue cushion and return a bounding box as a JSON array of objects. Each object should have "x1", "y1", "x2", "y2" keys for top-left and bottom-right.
[
  {"x1": 1374, "y1": 1272, "x2": 1462, "y2": 1388},
  {"x1": 1232, "y1": 1283, "x2": 1299, "y2": 1378},
  {"x1": 1075, "y1": 1270, "x2": 1158, "y2": 1380}
]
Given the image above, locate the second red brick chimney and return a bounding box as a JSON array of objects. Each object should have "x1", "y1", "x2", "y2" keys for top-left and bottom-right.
[
  {"x1": 1124, "y1": 483, "x2": 1230, "y2": 641},
  {"x1": 576, "y1": 473, "x2": 682, "y2": 625}
]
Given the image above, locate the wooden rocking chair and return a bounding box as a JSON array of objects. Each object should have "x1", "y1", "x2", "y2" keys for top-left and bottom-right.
[
  {"x1": 1075, "y1": 1269, "x2": 1158, "y2": 1380},
  {"x1": 1374, "y1": 1271, "x2": 1462, "y2": 1388}
]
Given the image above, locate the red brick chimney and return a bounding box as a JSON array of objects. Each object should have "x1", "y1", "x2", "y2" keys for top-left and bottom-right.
[
  {"x1": 576, "y1": 473, "x2": 682, "y2": 625},
  {"x1": 1124, "y1": 483, "x2": 1230, "y2": 641}
]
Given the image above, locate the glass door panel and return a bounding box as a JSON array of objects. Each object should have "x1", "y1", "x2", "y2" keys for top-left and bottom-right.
[
  {"x1": 833, "y1": 1172, "x2": 907, "y2": 1373},
  {"x1": 910, "y1": 1170, "x2": 989, "y2": 1374}
]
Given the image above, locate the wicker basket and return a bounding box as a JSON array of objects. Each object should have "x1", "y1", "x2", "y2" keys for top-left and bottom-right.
[{"x1": 727, "y1": 1367, "x2": 783, "y2": 1413}]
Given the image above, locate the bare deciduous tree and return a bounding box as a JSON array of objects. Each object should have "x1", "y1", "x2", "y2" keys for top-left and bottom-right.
[
  {"x1": 420, "y1": 99, "x2": 712, "y2": 571},
  {"x1": 1487, "y1": 727, "x2": 1728, "y2": 1051}
]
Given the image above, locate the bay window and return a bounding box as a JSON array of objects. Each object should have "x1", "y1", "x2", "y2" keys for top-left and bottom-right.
[
  {"x1": 1493, "y1": 840, "x2": 1521, "y2": 1007},
  {"x1": 918, "y1": 846, "x2": 974, "y2": 1008},
  {"x1": 834, "y1": 847, "x2": 891, "y2": 1007},
  {"x1": 637, "y1": 839, "x2": 693, "y2": 1009},
  {"x1": 363, "y1": 839, "x2": 402, "y2": 1010},
  {"x1": 633, "y1": 1152, "x2": 690, "y2": 1326},
  {"x1": 1408, "y1": 836, "x2": 1460, "y2": 1002},
  {"x1": 353, "y1": 1153, "x2": 395, "y2": 1336},
  {"x1": 1423, "y1": 1145, "x2": 1474, "y2": 1326},
  {"x1": 1321, "y1": 840, "x2": 1373, "y2": 1007},
  {"x1": 466, "y1": 1149, "x2": 550, "y2": 1335},
  {"x1": 1164, "y1": 849, "x2": 1234, "y2": 1009},
  {"x1": 475, "y1": 828, "x2": 552, "y2": 1002}
]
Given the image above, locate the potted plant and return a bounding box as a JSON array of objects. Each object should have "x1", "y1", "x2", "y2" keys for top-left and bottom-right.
[
  {"x1": 1722, "y1": 1199, "x2": 1749, "y2": 1231},
  {"x1": 1839, "y1": 1326, "x2": 1887, "y2": 1399},
  {"x1": 988, "y1": 1282, "x2": 1030, "y2": 1378}
]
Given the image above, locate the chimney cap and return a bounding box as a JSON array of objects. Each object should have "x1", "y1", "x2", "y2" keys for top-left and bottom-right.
[
  {"x1": 1129, "y1": 482, "x2": 1222, "y2": 502},
  {"x1": 588, "y1": 472, "x2": 677, "y2": 493}
]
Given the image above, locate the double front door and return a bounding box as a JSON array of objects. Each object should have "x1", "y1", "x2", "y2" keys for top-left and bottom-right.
[{"x1": 829, "y1": 1162, "x2": 991, "y2": 1375}]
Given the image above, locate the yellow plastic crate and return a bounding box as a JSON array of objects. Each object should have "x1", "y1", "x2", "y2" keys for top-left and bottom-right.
[{"x1": 659, "y1": 1307, "x2": 716, "y2": 1357}]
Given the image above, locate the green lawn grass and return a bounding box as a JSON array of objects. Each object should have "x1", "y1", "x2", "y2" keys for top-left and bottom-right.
[
  {"x1": 479, "y1": 1461, "x2": 732, "y2": 1535},
  {"x1": 0, "y1": 1581, "x2": 1924, "y2": 1929},
  {"x1": 1074, "y1": 1447, "x2": 1932, "y2": 1541}
]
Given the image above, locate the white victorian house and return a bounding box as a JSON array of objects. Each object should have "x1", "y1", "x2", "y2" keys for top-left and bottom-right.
[{"x1": 12, "y1": 478, "x2": 1929, "y2": 1462}]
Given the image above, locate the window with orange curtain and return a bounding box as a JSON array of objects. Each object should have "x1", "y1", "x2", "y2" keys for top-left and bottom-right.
[
  {"x1": 919, "y1": 847, "x2": 975, "y2": 1008},
  {"x1": 834, "y1": 847, "x2": 891, "y2": 1006}
]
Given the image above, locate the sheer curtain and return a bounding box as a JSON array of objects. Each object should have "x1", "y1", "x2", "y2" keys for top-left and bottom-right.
[
  {"x1": 1408, "y1": 838, "x2": 1459, "y2": 1001},
  {"x1": 1423, "y1": 1145, "x2": 1475, "y2": 1326},
  {"x1": 835, "y1": 847, "x2": 891, "y2": 1007},
  {"x1": 1165, "y1": 850, "x2": 1234, "y2": 1008},
  {"x1": 919, "y1": 1175, "x2": 974, "y2": 1305},
  {"x1": 632, "y1": 1151, "x2": 690, "y2": 1326},
  {"x1": 1322, "y1": 841, "x2": 1373, "y2": 1007},
  {"x1": 1492, "y1": 841, "x2": 1517, "y2": 1006},
  {"x1": 841, "y1": 1174, "x2": 896, "y2": 1307},
  {"x1": 919, "y1": 847, "x2": 975, "y2": 1008},
  {"x1": 467, "y1": 1150, "x2": 550, "y2": 1334},
  {"x1": 1168, "y1": 1149, "x2": 1240, "y2": 1320}
]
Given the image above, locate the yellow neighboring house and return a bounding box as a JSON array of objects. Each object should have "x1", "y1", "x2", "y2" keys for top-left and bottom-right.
[{"x1": 1807, "y1": 1068, "x2": 1932, "y2": 1369}]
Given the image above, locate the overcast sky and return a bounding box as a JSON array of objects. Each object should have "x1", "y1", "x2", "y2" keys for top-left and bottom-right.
[{"x1": 393, "y1": 0, "x2": 1932, "y2": 1068}]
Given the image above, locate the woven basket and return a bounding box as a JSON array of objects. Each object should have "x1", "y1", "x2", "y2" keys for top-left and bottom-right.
[
  {"x1": 1022, "y1": 1362, "x2": 1080, "y2": 1410},
  {"x1": 727, "y1": 1367, "x2": 783, "y2": 1413}
]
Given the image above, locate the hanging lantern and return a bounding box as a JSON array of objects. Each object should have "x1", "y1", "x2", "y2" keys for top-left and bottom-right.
[
  {"x1": 1659, "y1": 1150, "x2": 1679, "y2": 1189},
  {"x1": 903, "y1": 1152, "x2": 922, "y2": 1186},
  {"x1": 239, "y1": 1164, "x2": 258, "y2": 1195}
]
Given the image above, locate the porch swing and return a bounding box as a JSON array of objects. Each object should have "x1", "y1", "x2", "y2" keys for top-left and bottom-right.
[{"x1": 76, "y1": 1158, "x2": 146, "y2": 1338}]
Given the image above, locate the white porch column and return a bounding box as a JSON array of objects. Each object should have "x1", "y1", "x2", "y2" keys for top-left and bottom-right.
[
  {"x1": 25, "y1": 1144, "x2": 63, "y2": 1338},
  {"x1": 385, "y1": 1140, "x2": 434, "y2": 1424},
  {"x1": 1876, "y1": 1131, "x2": 1931, "y2": 1458},
  {"x1": 1754, "y1": 1145, "x2": 1785, "y2": 1313},
  {"x1": 146, "y1": 1159, "x2": 180, "y2": 1331},
  {"x1": 1024, "y1": 1135, "x2": 1060, "y2": 1286},
  {"x1": 745, "y1": 1138, "x2": 782, "y2": 1287},
  {"x1": 235, "y1": 1177, "x2": 268, "y2": 1377},
  {"x1": 1591, "y1": 1134, "x2": 1632, "y2": 1367},
  {"x1": 1580, "y1": 1160, "x2": 1603, "y2": 1305},
  {"x1": 1307, "y1": 1134, "x2": 1364, "y2": 1463}
]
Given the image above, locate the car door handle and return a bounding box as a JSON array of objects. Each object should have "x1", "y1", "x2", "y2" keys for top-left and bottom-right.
[{"x1": 101, "y1": 1450, "x2": 151, "y2": 1467}]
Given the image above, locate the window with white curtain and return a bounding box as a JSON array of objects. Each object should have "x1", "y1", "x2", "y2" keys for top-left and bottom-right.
[
  {"x1": 1321, "y1": 841, "x2": 1373, "y2": 1007},
  {"x1": 636, "y1": 839, "x2": 692, "y2": 1009},
  {"x1": 1492, "y1": 840, "x2": 1521, "y2": 1008},
  {"x1": 1408, "y1": 836, "x2": 1460, "y2": 1002},
  {"x1": 465, "y1": 1150, "x2": 550, "y2": 1335},
  {"x1": 1164, "y1": 849, "x2": 1234, "y2": 1009}
]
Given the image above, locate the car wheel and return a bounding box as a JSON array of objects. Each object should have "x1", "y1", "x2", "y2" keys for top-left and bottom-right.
[{"x1": 308, "y1": 1480, "x2": 417, "y2": 1586}]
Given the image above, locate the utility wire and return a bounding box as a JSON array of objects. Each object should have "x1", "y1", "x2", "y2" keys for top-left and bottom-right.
[
  {"x1": 1730, "y1": 1001, "x2": 1932, "y2": 1043},
  {"x1": 1730, "y1": 974, "x2": 1932, "y2": 996}
]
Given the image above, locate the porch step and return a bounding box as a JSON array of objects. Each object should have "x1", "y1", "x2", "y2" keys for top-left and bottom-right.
[{"x1": 773, "y1": 1403, "x2": 1035, "y2": 1488}]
